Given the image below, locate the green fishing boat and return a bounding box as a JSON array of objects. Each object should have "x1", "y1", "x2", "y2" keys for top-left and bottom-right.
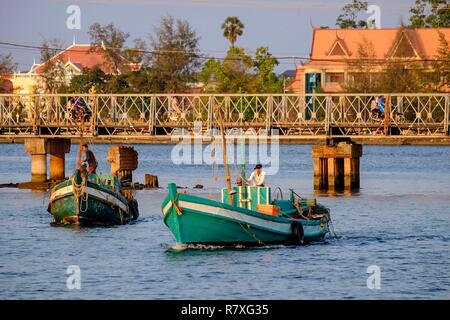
[
  {"x1": 48, "y1": 169, "x2": 139, "y2": 225},
  {"x1": 162, "y1": 183, "x2": 331, "y2": 246},
  {"x1": 162, "y1": 106, "x2": 332, "y2": 246}
]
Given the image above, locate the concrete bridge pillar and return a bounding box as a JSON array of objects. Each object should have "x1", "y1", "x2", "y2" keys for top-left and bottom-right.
[
  {"x1": 312, "y1": 138, "x2": 362, "y2": 191},
  {"x1": 48, "y1": 139, "x2": 71, "y2": 181},
  {"x1": 24, "y1": 138, "x2": 48, "y2": 183}
]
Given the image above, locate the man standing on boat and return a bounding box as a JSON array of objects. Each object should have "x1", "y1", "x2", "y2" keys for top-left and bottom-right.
[
  {"x1": 247, "y1": 164, "x2": 266, "y2": 187},
  {"x1": 82, "y1": 144, "x2": 98, "y2": 174}
]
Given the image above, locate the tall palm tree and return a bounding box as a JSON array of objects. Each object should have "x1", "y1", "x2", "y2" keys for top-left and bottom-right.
[{"x1": 221, "y1": 17, "x2": 244, "y2": 47}]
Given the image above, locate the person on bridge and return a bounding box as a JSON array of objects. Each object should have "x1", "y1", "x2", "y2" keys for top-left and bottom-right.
[
  {"x1": 82, "y1": 144, "x2": 98, "y2": 174},
  {"x1": 247, "y1": 164, "x2": 266, "y2": 187},
  {"x1": 377, "y1": 96, "x2": 385, "y2": 115}
]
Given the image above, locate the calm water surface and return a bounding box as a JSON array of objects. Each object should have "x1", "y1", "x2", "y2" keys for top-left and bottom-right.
[{"x1": 0, "y1": 144, "x2": 449, "y2": 299}]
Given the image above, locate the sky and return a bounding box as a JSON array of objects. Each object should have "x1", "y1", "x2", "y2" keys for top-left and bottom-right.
[{"x1": 0, "y1": 0, "x2": 415, "y2": 73}]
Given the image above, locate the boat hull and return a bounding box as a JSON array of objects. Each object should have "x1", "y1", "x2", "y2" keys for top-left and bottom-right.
[
  {"x1": 162, "y1": 184, "x2": 329, "y2": 246},
  {"x1": 49, "y1": 179, "x2": 130, "y2": 225}
]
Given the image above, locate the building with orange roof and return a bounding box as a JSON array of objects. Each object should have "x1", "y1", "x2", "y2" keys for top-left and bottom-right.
[
  {"x1": 12, "y1": 40, "x2": 140, "y2": 94},
  {"x1": 286, "y1": 27, "x2": 450, "y2": 94}
]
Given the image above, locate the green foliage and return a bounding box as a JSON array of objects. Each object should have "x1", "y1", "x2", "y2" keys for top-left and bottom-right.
[
  {"x1": 346, "y1": 37, "x2": 380, "y2": 92},
  {"x1": 336, "y1": 0, "x2": 369, "y2": 29},
  {"x1": 61, "y1": 66, "x2": 111, "y2": 93},
  {"x1": 0, "y1": 53, "x2": 15, "y2": 73},
  {"x1": 123, "y1": 38, "x2": 146, "y2": 64},
  {"x1": 432, "y1": 31, "x2": 450, "y2": 87},
  {"x1": 253, "y1": 47, "x2": 282, "y2": 93},
  {"x1": 218, "y1": 47, "x2": 255, "y2": 93},
  {"x1": 88, "y1": 22, "x2": 130, "y2": 73},
  {"x1": 344, "y1": 34, "x2": 448, "y2": 93},
  {"x1": 200, "y1": 46, "x2": 282, "y2": 93},
  {"x1": 40, "y1": 38, "x2": 66, "y2": 93},
  {"x1": 409, "y1": 0, "x2": 450, "y2": 28},
  {"x1": 147, "y1": 15, "x2": 201, "y2": 93},
  {"x1": 221, "y1": 17, "x2": 244, "y2": 47}
]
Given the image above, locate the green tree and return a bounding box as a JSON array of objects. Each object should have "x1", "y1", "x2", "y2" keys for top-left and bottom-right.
[
  {"x1": 123, "y1": 38, "x2": 146, "y2": 65},
  {"x1": 0, "y1": 53, "x2": 15, "y2": 73},
  {"x1": 88, "y1": 22, "x2": 130, "y2": 74},
  {"x1": 336, "y1": 0, "x2": 369, "y2": 29},
  {"x1": 409, "y1": 0, "x2": 450, "y2": 27},
  {"x1": 148, "y1": 15, "x2": 201, "y2": 93},
  {"x1": 432, "y1": 31, "x2": 450, "y2": 88},
  {"x1": 253, "y1": 47, "x2": 282, "y2": 93},
  {"x1": 221, "y1": 17, "x2": 244, "y2": 47},
  {"x1": 40, "y1": 39, "x2": 66, "y2": 93},
  {"x1": 345, "y1": 37, "x2": 381, "y2": 92},
  {"x1": 200, "y1": 47, "x2": 255, "y2": 93},
  {"x1": 0, "y1": 53, "x2": 15, "y2": 93},
  {"x1": 63, "y1": 66, "x2": 111, "y2": 93}
]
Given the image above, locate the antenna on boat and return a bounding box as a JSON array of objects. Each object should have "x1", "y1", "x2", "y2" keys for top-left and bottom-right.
[{"x1": 214, "y1": 104, "x2": 234, "y2": 204}]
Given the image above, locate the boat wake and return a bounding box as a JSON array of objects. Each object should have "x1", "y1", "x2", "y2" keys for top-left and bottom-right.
[{"x1": 164, "y1": 242, "x2": 306, "y2": 252}]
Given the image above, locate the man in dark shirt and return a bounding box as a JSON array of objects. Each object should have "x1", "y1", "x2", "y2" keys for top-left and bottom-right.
[{"x1": 82, "y1": 144, "x2": 98, "y2": 174}]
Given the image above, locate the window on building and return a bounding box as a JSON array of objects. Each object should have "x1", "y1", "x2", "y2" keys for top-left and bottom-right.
[{"x1": 325, "y1": 72, "x2": 345, "y2": 84}]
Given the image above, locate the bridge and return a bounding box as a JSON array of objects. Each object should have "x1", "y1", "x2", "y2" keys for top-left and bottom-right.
[{"x1": 0, "y1": 93, "x2": 449, "y2": 144}]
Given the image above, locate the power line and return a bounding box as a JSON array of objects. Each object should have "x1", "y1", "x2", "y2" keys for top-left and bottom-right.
[{"x1": 1, "y1": 40, "x2": 449, "y2": 66}]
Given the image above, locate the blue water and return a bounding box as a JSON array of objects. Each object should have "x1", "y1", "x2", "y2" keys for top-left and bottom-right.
[{"x1": 0, "y1": 144, "x2": 449, "y2": 299}]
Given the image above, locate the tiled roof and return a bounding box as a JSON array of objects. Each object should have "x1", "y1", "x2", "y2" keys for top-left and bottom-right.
[
  {"x1": 302, "y1": 27, "x2": 450, "y2": 68},
  {"x1": 29, "y1": 44, "x2": 139, "y2": 75}
]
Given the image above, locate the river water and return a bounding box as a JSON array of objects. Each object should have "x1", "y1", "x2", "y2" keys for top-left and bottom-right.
[{"x1": 0, "y1": 144, "x2": 449, "y2": 299}]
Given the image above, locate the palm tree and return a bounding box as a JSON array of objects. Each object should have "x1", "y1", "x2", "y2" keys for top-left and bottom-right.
[{"x1": 221, "y1": 17, "x2": 244, "y2": 47}]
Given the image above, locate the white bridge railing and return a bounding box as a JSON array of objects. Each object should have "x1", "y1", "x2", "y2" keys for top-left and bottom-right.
[{"x1": 0, "y1": 93, "x2": 448, "y2": 136}]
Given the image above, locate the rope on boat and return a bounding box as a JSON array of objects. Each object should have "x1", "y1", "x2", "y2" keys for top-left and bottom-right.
[
  {"x1": 328, "y1": 214, "x2": 338, "y2": 239},
  {"x1": 72, "y1": 175, "x2": 89, "y2": 214}
]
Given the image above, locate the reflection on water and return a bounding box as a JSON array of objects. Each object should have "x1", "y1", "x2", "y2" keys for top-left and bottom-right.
[{"x1": 0, "y1": 144, "x2": 449, "y2": 299}]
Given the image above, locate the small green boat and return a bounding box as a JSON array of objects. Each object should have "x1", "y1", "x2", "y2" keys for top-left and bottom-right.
[
  {"x1": 162, "y1": 183, "x2": 331, "y2": 246},
  {"x1": 48, "y1": 169, "x2": 138, "y2": 225}
]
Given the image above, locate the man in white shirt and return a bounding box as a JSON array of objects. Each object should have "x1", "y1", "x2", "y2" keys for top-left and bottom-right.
[{"x1": 248, "y1": 164, "x2": 266, "y2": 186}]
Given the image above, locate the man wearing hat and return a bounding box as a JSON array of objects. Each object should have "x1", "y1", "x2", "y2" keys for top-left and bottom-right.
[{"x1": 247, "y1": 164, "x2": 266, "y2": 187}]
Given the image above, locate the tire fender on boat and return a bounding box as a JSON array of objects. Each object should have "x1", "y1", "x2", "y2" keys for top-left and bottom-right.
[
  {"x1": 290, "y1": 221, "x2": 304, "y2": 245},
  {"x1": 129, "y1": 199, "x2": 139, "y2": 220}
]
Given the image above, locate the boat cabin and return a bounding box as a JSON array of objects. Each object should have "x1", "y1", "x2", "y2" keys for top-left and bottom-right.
[{"x1": 221, "y1": 186, "x2": 317, "y2": 217}]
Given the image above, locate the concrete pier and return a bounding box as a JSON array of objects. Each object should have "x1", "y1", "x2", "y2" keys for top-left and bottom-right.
[
  {"x1": 107, "y1": 146, "x2": 138, "y2": 182},
  {"x1": 24, "y1": 138, "x2": 48, "y2": 182},
  {"x1": 312, "y1": 138, "x2": 363, "y2": 191},
  {"x1": 47, "y1": 139, "x2": 71, "y2": 180},
  {"x1": 24, "y1": 138, "x2": 71, "y2": 183}
]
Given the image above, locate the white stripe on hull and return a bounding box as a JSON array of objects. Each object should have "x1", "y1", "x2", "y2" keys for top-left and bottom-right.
[
  {"x1": 178, "y1": 200, "x2": 291, "y2": 235},
  {"x1": 162, "y1": 201, "x2": 172, "y2": 216},
  {"x1": 50, "y1": 185, "x2": 129, "y2": 213}
]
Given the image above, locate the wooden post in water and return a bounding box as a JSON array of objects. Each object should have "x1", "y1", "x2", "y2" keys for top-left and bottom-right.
[
  {"x1": 312, "y1": 138, "x2": 362, "y2": 191},
  {"x1": 145, "y1": 174, "x2": 159, "y2": 189}
]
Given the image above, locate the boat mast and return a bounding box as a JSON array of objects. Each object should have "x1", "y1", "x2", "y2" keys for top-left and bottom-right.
[
  {"x1": 76, "y1": 107, "x2": 84, "y2": 169},
  {"x1": 215, "y1": 105, "x2": 233, "y2": 205},
  {"x1": 240, "y1": 132, "x2": 246, "y2": 186}
]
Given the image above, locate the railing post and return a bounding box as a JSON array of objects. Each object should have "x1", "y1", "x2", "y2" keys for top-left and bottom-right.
[
  {"x1": 208, "y1": 95, "x2": 214, "y2": 133},
  {"x1": 384, "y1": 95, "x2": 391, "y2": 135},
  {"x1": 445, "y1": 94, "x2": 449, "y2": 136},
  {"x1": 267, "y1": 95, "x2": 273, "y2": 133},
  {"x1": 33, "y1": 95, "x2": 40, "y2": 135},
  {"x1": 91, "y1": 95, "x2": 97, "y2": 136},
  {"x1": 325, "y1": 95, "x2": 331, "y2": 136},
  {"x1": 149, "y1": 95, "x2": 155, "y2": 135},
  {"x1": 0, "y1": 96, "x2": 3, "y2": 127}
]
